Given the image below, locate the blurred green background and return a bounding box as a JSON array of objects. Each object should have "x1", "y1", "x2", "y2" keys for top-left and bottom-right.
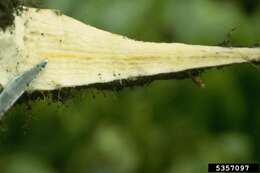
[{"x1": 1, "y1": 0, "x2": 260, "y2": 173}]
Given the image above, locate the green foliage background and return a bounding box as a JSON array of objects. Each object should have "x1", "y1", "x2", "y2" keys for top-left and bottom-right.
[{"x1": 1, "y1": 0, "x2": 260, "y2": 173}]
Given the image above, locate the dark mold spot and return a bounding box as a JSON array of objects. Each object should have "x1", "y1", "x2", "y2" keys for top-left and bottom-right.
[
  {"x1": 0, "y1": 0, "x2": 23, "y2": 30},
  {"x1": 0, "y1": 0, "x2": 40, "y2": 30},
  {"x1": 23, "y1": 36, "x2": 28, "y2": 41}
]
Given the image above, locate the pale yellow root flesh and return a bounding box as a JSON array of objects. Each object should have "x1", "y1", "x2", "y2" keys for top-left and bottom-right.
[{"x1": 0, "y1": 7, "x2": 260, "y2": 91}]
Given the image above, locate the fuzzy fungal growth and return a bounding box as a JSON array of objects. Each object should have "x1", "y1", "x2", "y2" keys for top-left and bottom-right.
[{"x1": 0, "y1": 7, "x2": 260, "y2": 92}]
